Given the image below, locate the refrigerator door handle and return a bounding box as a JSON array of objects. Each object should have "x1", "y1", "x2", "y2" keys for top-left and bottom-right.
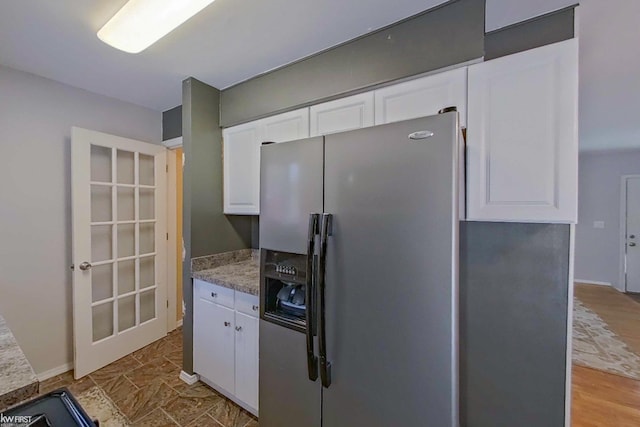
[
  {"x1": 305, "y1": 213, "x2": 320, "y2": 382},
  {"x1": 318, "y1": 213, "x2": 333, "y2": 388}
]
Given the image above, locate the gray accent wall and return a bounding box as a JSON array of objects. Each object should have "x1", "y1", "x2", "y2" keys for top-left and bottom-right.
[
  {"x1": 182, "y1": 78, "x2": 252, "y2": 373},
  {"x1": 162, "y1": 105, "x2": 182, "y2": 140},
  {"x1": 485, "y1": 6, "x2": 575, "y2": 60},
  {"x1": 575, "y1": 150, "x2": 640, "y2": 290},
  {"x1": 460, "y1": 222, "x2": 570, "y2": 427},
  {"x1": 220, "y1": 0, "x2": 484, "y2": 127}
]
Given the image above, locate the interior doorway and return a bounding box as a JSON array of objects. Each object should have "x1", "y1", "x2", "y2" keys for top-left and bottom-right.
[
  {"x1": 622, "y1": 175, "x2": 640, "y2": 293},
  {"x1": 167, "y1": 146, "x2": 184, "y2": 328}
]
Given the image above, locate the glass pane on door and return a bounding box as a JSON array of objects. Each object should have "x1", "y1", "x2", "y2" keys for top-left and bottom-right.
[
  {"x1": 117, "y1": 187, "x2": 135, "y2": 221},
  {"x1": 117, "y1": 224, "x2": 135, "y2": 257},
  {"x1": 139, "y1": 223, "x2": 155, "y2": 255},
  {"x1": 118, "y1": 295, "x2": 136, "y2": 332},
  {"x1": 139, "y1": 154, "x2": 154, "y2": 186},
  {"x1": 139, "y1": 189, "x2": 155, "y2": 220},
  {"x1": 91, "y1": 186, "x2": 112, "y2": 222},
  {"x1": 91, "y1": 225, "x2": 112, "y2": 262},
  {"x1": 92, "y1": 264, "x2": 113, "y2": 303},
  {"x1": 117, "y1": 260, "x2": 135, "y2": 295},
  {"x1": 117, "y1": 150, "x2": 135, "y2": 184},
  {"x1": 91, "y1": 145, "x2": 112, "y2": 183},
  {"x1": 140, "y1": 256, "x2": 155, "y2": 289},
  {"x1": 140, "y1": 289, "x2": 155, "y2": 323},
  {"x1": 92, "y1": 302, "x2": 114, "y2": 342}
]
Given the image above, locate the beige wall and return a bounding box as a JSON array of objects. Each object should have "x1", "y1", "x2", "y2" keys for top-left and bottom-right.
[{"x1": 0, "y1": 65, "x2": 161, "y2": 376}]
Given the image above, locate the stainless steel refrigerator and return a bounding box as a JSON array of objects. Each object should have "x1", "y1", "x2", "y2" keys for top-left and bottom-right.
[{"x1": 259, "y1": 112, "x2": 460, "y2": 427}]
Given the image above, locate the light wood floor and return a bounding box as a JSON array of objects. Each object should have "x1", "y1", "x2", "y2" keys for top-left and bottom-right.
[
  {"x1": 573, "y1": 283, "x2": 640, "y2": 426},
  {"x1": 575, "y1": 283, "x2": 640, "y2": 355}
]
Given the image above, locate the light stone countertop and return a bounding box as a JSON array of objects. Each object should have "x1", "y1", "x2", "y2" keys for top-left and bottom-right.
[
  {"x1": 191, "y1": 250, "x2": 260, "y2": 296},
  {"x1": 0, "y1": 315, "x2": 39, "y2": 410}
]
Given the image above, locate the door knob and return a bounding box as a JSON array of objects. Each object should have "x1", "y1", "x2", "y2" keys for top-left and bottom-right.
[
  {"x1": 630, "y1": 242, "x2": 637, "y2": 247},
  {"x1": 79, "y1": 262, "x2": 92, "y2": 271}
]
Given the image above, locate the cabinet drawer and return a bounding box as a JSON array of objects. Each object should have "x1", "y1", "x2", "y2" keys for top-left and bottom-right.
[
  {"x1": 235, "y1": 291, "x2": 260, "y2": 318},
  {"x1": 195, "y1": 279, "x2": 235, "y2": 309}
]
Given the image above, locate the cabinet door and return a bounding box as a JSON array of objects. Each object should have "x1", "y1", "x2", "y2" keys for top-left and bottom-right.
[
  {"x1": 223, "y1": 122, "x2": 261, "y2": 215},
  {"x1": 261, "y1": 108, "x2": 309, "y2": 143},
  {"x1": 193, "y1": 291, "x2": 236, "y2": 393},
  {"x1": 466, "y1": 39, "x2": 578, "y2": 223},
  {"x1": 235, "y1": 312, "x2": 259, "y2": 411},
  {"x1": 374, "y1": 67, "x2": 468, "y2": 126},
  {"x1": 310, "y1": 92, "x2": 374, "y2": 137}
]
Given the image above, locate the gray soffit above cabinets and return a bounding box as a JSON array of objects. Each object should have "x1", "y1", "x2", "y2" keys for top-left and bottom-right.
[
  {"x1": 220, "y1": 0, "x2": 485, "y2": 127},
  {"x1": 485, "y1": 5, "x2": 576, "y2": 61}
]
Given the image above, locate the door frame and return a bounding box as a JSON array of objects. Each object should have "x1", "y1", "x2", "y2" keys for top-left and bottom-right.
[
  {"x1": 165, "y1": 138, "x2": 184, "y2": 331},
  {"x1": 619, "y1": 175, "x2": 640, "y2": 292}
]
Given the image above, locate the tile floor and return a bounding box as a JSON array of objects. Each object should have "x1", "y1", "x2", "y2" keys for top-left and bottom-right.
[{"x1": 39, "y1": 328, "x2": 258, "y2": 427}]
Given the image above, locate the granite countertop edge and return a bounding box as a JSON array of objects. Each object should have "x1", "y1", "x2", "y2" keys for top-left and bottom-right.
[
  {"x1": 0, "y1": 315, "x2": 39, "y2": 411},
  {"x1": 191, "y1": 249, "x2": 260, "y2": 296}
]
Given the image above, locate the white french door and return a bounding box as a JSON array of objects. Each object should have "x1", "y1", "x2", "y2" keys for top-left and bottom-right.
[{"x1": 71, "y1": 127, "x2": 168, "y2": 378}]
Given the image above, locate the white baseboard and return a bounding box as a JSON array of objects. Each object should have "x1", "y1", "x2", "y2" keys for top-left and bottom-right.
[
  {"x1": 37, "y1": 362, "x2": 73, "y2": 381},
  {"x1": 575, "y1": 279, "x2": 612, "y2": 287},
  {"x1": 179, "y1": 370, "x2": 199, "y2": 385}
]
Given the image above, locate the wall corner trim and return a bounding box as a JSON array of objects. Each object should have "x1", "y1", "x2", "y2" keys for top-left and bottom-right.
[
  {"x1": 163, "y1": 136, "x2": 183, "y2": 149},
  {"x1": 179, "y1": 370, "x2": 200, "y2": 385}
]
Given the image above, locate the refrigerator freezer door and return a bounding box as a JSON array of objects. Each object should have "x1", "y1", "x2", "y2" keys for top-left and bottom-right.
[
  {"x1": 259, "y1": 320, "x2": 321, "y2": 427},
  {"x1": 322, "y1": 113, "x2": 460, "y2": 426},
  {"x1": 260, "y1": 137, "x2": 324, "y2": 254}
]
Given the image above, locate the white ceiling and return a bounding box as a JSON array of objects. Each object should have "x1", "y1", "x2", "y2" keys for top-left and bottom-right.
[{"x1": 0, "y1": 0, "x2": 638, "y2": 151}]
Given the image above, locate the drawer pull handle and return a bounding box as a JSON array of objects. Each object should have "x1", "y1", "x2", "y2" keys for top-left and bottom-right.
[
  {"x1": 235, "y1": 326, "x2": 243, "y2": 332},
  {"x1": 224, "y1": 321, "x2": 231, "y2": 327},
  {"x1": 211, "y1": 292, "x2": 217, "y2": 298},
  {"x1": 252, "y1": 305, "x2": 259, "y2": 311}
]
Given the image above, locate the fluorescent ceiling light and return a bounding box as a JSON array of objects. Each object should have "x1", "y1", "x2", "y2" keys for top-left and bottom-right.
[{"x1": 97, "y1": 0, "x2": 216, "y2": 54}]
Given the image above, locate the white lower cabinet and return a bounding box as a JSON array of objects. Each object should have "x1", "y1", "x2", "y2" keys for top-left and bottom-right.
[
  {"x1": 193, "y1": 279, "x2": 259, "y2": 415},
  {"x1": 234, "y1": 312, "x2": 259, "y2": 410}
]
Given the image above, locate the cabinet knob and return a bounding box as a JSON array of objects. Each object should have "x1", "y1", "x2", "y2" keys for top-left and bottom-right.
[
  {"x1": 252, "y1": 305, "x2": 259, "y2": 311},
  {"x1": 224, "y1": 321, "x2": 231, "y2": 327},
  {"x1": 235, "y1": 326, "x2": 243, "y2": 332},
  {"x1": 211, "y1": 292, "x2": 217, "y2": 298}
]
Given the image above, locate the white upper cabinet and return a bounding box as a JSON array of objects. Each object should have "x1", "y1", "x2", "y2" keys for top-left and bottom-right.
[
  {"x1": 310, "y1": 92, "x2": 374, "y2": 137},
  {"x1": 374, "y1": 67, "x2": 468, "y2": 126},
  {"x1": 466, "y1": 39, "x2": 578, "y2": 223},
  {"x1": 261, "y1": 108, "x2": 310, "y2": 144},
  {"x1": 223, "y1": 122, "x2": 261, "y2": 215},
  {"x1": 223, "y1": 108, "x2": 309, "y2": 215}
]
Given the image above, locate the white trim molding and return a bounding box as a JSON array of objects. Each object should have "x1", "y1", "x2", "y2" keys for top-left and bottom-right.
[
  {"x1": 37, "y1": 362, "x2": 73, "y2": 381},
  {"x1": 180, "y1": 370, "x2": 200, "y2": 385},
  {"x1": 574, "y1": 279, "x2": 612, "y2": 287},
  {"x1": 163, "y1": 136, "x2": 183, "y2": 149}
]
